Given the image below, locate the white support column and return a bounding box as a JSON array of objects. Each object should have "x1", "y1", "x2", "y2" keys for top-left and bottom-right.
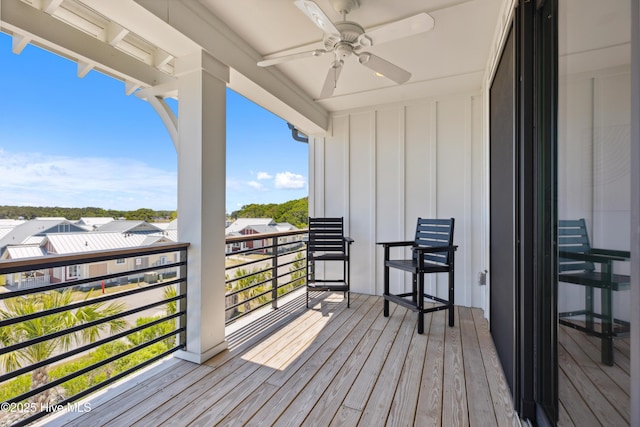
[{"x1": 175, "y1": 49, "x2": 229, "y2": 363}]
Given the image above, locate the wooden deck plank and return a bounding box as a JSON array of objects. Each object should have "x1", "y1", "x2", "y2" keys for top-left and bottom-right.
[
  {"x1": 63, "y1": 359, "x2": 200, "y2": 427},
  {"x1": 358, "y1": 310, "x2": 418, "y2": 427},
  {"x1": 562, "y1": 324, "x2": 631, "y2": 391},
  {"x1": 558, "y1": 326, "x2": 629, "y2": 425},
  {"x1": 206, "y1": 297, "x2": 372, "y2": 426},
  {"x1": 300, "y1": 302, "x2": 390, "y2": 427},
  {"x1": 104, "y1": 364, "x2": 214, "y2": 427},
  {"x1": 265, "y1": 294, "x2": 371, "y2": 388},
  {"x1": 558, "y1": 368, "x2": 598, "y2": 426},
  {"x1": 415, "y1": 310, "x2": 446, "y2": 426},
  {"x1": 471, "y1": 307, "x2": 519, "y2": 427},
  {"x1": 242, "y1": 295, "x2": 379, "y2": 427},
  {"x1": 384, "y1": 309, "x2": 430, "y2": 427},
  {"x1": 442, "y1": 306, "x2": 469, "y2": 426},
  {"x1": 216, "y1": 297, "x2": 375, "y2": 427},
  {"x1": 340, "y1": 305, "x2": 408, "y2": 412},
  {"x1": 576, "y1": 326, "x2": 631, "y2": 376},
  {"x1": 558, "y1": 400, "x2": 575, "y2": 427},
  {"x1": 459, "y1": 306, "x2": 496, "y2": 427},
  {"x1": 42, "y1": 295, "x2": 520, "y2": 427},
  {"x1": 330, "y1": 405, "x2": 362, "y2": 427},
  {"x1": 271, "y1": 296, "x2": 383, "y2": 427},
  {"x1": 558, "y1": 343, "x2": 627, "y2": 426},
  {"x1": 165, "y1": 295, "x2": 365, "y2": 426}
]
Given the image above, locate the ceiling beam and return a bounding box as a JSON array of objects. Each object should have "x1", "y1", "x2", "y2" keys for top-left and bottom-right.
[
  {"x1": 0, "y1": 0, "x2": 174, "y2": 88},
  {"x1": 135, "y1": 0, "x2": 329, "y2": 133},
  {"x1": 11, "y1": 33, "x2": 31, "y2": 54}
]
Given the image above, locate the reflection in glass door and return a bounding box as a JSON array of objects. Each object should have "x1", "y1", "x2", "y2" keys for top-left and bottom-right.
[{"x1": 557, "y1": 1, "x2": 632, "y2": 425}]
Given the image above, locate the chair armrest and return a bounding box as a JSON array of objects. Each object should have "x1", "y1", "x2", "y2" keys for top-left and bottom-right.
[
  {"x1": 590, "y1": 248, "x2": 630, "y2": 259},
  {"x1": 413, "y1": 244, "x2": 458, "y2": 255},
  {"x1": 559, "y1": 250, "x2": 627, "y2": 263},
  {"x1": 344, "y1": 236, "x2": 354, "y2": 244},
  {"x1": 376, "y1": 240, "x2": 415, "y2": 247}
]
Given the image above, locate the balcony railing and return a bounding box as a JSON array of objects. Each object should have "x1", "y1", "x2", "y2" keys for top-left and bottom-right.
[
  {"x1": 225, "y1": 229, "x2": 307, "y2": 324},
  {"x1": 0, "y1": 243, "x2": 188, "y2": 427}
]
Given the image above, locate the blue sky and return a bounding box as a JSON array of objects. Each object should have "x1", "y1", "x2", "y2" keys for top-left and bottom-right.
[{"x1": 0, "y1": 33, "x2": 308, "y2": 214}]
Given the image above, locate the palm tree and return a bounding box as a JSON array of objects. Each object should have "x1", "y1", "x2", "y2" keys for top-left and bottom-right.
[
  {"x1": 233, "y1": 266, "x2": 272, "y2": 313},
  {"x1": 0, "y1": 289, "x2": 127, "y2": 405}
]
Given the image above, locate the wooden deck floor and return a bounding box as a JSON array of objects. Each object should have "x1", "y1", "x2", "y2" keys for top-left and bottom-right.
[
  {"x1": 558, "y1": 324, "x2": 631, "y2": 426},
  {"x1": 53, "y1": 293, "x2": 519, "y2": 427}
]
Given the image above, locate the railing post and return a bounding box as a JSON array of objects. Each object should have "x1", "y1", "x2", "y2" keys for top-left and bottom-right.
[{"x1": 272, "y1": 236, "x2": 279, "y2": 309}]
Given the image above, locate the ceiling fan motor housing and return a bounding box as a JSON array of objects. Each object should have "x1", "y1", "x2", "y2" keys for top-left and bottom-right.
[{"x1": 323, "y1": 20, "x2": 365, "y2": 51}]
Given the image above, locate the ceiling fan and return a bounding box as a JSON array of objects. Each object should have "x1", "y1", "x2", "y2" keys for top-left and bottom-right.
[{"x1": 257, "y1": 0, "x2": 435, "y2": 98}]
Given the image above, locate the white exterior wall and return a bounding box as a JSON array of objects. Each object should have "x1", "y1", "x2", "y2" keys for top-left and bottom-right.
[{"x1": 310, "y1": 93, "x2": 487, "y2": 309}]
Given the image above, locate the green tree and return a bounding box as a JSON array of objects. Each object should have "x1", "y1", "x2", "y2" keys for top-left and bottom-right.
[
  {"x1": 230, "y1": 197, "x2": 308, "y2": 228},
  {"x1": 0, "y1": 290, "x2": 127, "y2": 405}
]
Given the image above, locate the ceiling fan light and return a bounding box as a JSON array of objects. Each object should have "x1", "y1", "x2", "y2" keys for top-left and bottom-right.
[{"x1": 358, "y1": 53, "x2": 371, "y2": 64}]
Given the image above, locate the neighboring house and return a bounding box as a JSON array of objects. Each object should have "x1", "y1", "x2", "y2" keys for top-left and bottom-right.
[
  {"x1": 0, "y1": 244, "x2": 49, "y2": 288},
  {"x1": 0, "y1": 219, "x2": 86, "y2": 257},
  {"x1": 1, "y1": 219, "x2": 177, "y2": 290},
  {"x1": 225, "y1": 218, "x2": 300, "y2": 253}
]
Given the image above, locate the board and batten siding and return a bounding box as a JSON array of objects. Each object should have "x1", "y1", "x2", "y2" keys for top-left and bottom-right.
[{"x1": 309, "y1": 93, "x2": 486, "y2": 310}]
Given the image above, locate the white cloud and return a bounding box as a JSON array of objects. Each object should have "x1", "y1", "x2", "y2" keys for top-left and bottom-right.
[
  {"x1": 247, "y1": 180, "x2": 266, "y2": 191},
  {"x1": 274, "y1": 172, "x2": 305, "y2": 189},
  {"x1": 256, "y1": 171, "x2": 272, "y2": 180},
  {"x1": 0, "y1": 150, "x2": 177, "y2": 210}
]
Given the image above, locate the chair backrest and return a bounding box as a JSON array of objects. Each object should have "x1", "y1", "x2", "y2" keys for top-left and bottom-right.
[
  {"x1": 413, "y1": 218, "x2": 455, "y2": 265},
  {"x1": 558, "y1": 219, "x2": 595, "y2": 272},
  {"x1": 307, "y1": 217, "x2": 345, "y2": 253}
]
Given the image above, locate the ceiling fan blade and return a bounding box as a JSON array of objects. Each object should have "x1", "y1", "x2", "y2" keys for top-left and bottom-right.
[
  {"x1": 320, "y1": 60, "x2": 344, "y2": 98},
  {"x1": 358, "y1": 13, "x2": 435, "y2": 47},
  {"x1": 358, "y1": 52, "x2": 411, "y2": 84},
  {"x1": 294, "y1": 0, "x2": 341, "y2": 37},
  {"x1": 258, "y1": 49, "x2": 329, "y2": 67}
]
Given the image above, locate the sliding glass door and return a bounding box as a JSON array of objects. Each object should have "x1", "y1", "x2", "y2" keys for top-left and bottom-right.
[{"x1": 556, "y1": 1, "x2": 632, "y2": 425}]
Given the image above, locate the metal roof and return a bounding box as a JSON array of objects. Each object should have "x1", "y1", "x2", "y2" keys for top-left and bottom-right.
[
  {"x1": 0, "y1": 219, "x2": 85, "y2": 253},
  {"x1": 44, "y1": 232, "x2": 160, "y2": 254},
  {"x1": 3, "y1": 245, "x2": 47, "y2": 260},
  {"x1": 95, "y1": 220, "x2": 162, "y2": 234},
  {"x1": 225, "y1": 218, "x2": 276, "y2": 235}
]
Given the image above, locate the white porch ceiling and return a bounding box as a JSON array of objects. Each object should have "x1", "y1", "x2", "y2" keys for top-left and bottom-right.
[{"x1": 199, "y1": 0, "x2": 503, "y2": 113}]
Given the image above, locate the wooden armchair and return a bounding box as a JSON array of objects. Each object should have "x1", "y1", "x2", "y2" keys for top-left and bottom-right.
[
  {"x1": 305, "y1": 217, "x2": 354, "y2": 308},
  {"x1": 378, "y1": 218, "x2": 457, "y2": 334},
  {"x1": 558, "y1": 219, "x2": 631, "y2": 365}
]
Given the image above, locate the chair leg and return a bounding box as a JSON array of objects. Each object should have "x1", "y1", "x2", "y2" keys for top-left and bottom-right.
[
  {"x1": 345, "y1": 258, "x2": 350, "y2": 308},
  {"x1": 383, "y1": 263, "x2": 389, "y2": 317},
  {"x1": 448, "y1": 269, "x2": 455, "y2": 327},
  {"x1": 417, "y1": 273, "x2": 424, "y2": 334},
  {"x1": 601, "y1": 286, "x2": 614, "y2": 366},
  {"x1": 585, "y1": 286, "x2": 594, "y2": 333},
  {"x1": 412, "y1": 275, "x2": 417, "y2": 304}
]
